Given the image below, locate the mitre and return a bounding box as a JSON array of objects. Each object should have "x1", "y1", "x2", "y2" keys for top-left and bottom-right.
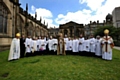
[
  {"x1": 16, "y1": 33, "x2": 20, "y2": 37},
  {"x1": 104, "y1": 29, "x2": 109, "y2": 34}
]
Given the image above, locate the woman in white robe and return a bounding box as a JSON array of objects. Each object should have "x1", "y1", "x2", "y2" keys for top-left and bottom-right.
[{"x1": 8, "y1": 33, "x2": 21, "y2": 61}]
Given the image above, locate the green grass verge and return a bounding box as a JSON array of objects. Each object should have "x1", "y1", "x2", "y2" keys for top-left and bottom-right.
[{"x1": 0, "y1": 49, "x2": 120, "y2": 80}]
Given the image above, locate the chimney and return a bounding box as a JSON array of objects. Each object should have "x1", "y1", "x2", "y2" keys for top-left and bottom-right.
[
  {"x1": 97, "y1": 20, "x2": 99, "y2": 24},
  {"x1": 90, "y1": 21, "x2": 92, "y2": 24},
  {"x1": 103, "y1": 20, "x2": 106, "y2": 23}
]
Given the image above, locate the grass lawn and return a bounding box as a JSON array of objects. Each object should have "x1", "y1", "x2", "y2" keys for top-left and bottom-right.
[{"x1": 0, "y1": 49, "x2": 120, "y2": 80}]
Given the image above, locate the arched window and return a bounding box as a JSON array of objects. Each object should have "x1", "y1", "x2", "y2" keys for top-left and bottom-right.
[{"x1": 0, "y1": 3, "x2": 8, "y2": 34}]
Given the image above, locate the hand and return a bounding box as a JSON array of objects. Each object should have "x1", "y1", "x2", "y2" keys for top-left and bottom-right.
[
  {"x1": 42, "y1": 44, "x2": 45, "y2": 46},
  {"x1": 105, "y1": 42, "x2": 108, "y2": 44},
  {"x1": 79, "y1": 42, "x2": 82, "y2": 44},
  {"x1": 86, "y1": 46, "x2": 88, "y2": 48},
  {"x1": 27, "y1": 45, "x2": 30, "y2": 47}
]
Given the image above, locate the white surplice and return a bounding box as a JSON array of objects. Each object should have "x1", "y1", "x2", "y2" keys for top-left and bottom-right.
[
  {"x1": 89, "y1": 38, "x2": 96, "y2": 53},
  {"x1": 64, "y1": 38, "x2": 68, "y2": 51},
  {"x1": 25, "y1": 38, "x2": 32, "y2": 53},
  {"x1": 66, "y1": 40, "x2": 73, "y2": 51},
  {"x1": 8, "y1": 38, "x2": 20, "y2": 61},
  {"x1": 101, "y1": 36, "x2": 113, "y2": 60},
  {"x1": 95, "y1": 38, "x2": 102, "y2": 56},
  {"x1": 31, "y1": 40, "x2": 37, "y2": 52},
  {"x1": 52, "y1": 38, "x2": 58, "y2": 52},
  {"x1": 78, "y1": 37, "x2": 84, "y2": 51},
  {"x1": 83, "y1": 39, "x2": 90, "y2": 52},
  {"x1": 72, "y1": 39, "x2": 79, "y2": 52},
  {"x1": 47, "y1": 39, "x2": 54, "y2": 51},
  {"x1": 39, "y1": 39, "x2": 46, "y2": 50}
]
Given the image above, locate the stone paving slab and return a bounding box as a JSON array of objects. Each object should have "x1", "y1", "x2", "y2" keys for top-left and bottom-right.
[{"x1": 114, "y1": 46, "x2": 120, "y2": 50}]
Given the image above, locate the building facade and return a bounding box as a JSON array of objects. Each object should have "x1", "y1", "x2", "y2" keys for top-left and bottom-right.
[
  {"x1": 84, "y1": 14, "x2": 113, "y2": 38},
  {"x1": 49, "y1": 28, "x2": 59, "y2": 37},
  {"x1": 112, "y1": 6, "x2": 120, "y2": 28},
  {"x1": 59, "y1": 21, "x2": 84, "y2": 37},
  {"x1": 0, "y1": 0, "x2": 48, "y2": 51}
]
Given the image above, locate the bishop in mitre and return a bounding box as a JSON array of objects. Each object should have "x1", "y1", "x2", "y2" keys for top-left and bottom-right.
[
  {"x1": 8, "y1": 33, "x2": 21, "y2": 61},
  {"x1": 101, "y1": 29, "x2": 114, "y2": 60},
  {"x1": 57, "y1": 33, "x2": 66, "y2": 55}
]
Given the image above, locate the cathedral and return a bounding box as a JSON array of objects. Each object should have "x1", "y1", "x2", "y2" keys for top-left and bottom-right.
[{"x1": 0, "y1": 0, "x2": 48, "y2": 51}]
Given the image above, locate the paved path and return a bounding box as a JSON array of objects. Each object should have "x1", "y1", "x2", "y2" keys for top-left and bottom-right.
[{"x1": 114, "y1": 46, "x2": 120, "y2": 50}]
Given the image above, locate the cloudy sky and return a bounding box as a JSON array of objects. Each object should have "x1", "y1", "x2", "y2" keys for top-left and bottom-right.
[{"x1": 19, "y1": 0, "x2": 120, "y2": 28}]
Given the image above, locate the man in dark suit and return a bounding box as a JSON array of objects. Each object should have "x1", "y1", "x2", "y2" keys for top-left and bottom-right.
[{"x1": 20, "y1": 34, "x2": 26, "y2": 58}]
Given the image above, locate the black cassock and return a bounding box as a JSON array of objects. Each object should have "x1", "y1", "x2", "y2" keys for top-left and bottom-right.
[{"x1": 20, "y1": 38, "x2": 26, "y2": 58}]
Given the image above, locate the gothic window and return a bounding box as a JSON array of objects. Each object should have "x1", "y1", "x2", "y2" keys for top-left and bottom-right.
[{"x1": 0, "y1": 3, "x2": 8, "y2": 34}]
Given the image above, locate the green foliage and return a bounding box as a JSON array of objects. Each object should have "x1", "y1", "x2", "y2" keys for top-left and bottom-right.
[
  {"x1": 94, "y1": 26, "x2": 116, "y2": 38},
  {"x1": 0, "y1": 50, "x2": 120, "y2": 80}
]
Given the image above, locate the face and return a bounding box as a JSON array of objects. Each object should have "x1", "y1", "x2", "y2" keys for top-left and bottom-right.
[
  {"x1": 50, "y1": 36, "x2": 52, "y2": 39},
  {"x1": 22, "y1": 35, "x2": 25, "y2": 38},
  {"x1": 80, "y1": 34, "x2": 83, "y2": 38}
]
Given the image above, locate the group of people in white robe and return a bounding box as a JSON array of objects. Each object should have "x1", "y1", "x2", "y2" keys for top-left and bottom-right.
[{"x1": 8, "y1": 29, "x2": 114, "y2": 61}]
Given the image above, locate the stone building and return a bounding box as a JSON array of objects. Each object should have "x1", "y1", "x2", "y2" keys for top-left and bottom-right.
[
  {"x1": 112, "y1": 6, "x2": 120, "y2": 28},
  {"x1": 48, "y1": 28, "x2": 59, "y2": 37},
  {"x1": 0, "y1": 0, "x2": 48, "y2": 51},
  {"x1": 84, "y1": 14, "x2": 113, "y2": 38},
  {"x1": 59, "y1": 21, "x2": 84, "y2": 37}
]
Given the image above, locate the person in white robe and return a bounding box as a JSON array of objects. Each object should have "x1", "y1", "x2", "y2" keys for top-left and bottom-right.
[
  {"x1": 39, "y1": 36, "x2": 47, "y2": 55},
  {"x1": 36, "y1": 37, "x2": 40, "y2": 55},
  {"x1": 101, "y1": 29, "x2": 114, "y2": 60},
  {"x1": 8, "y1": 33, "x2": 21, "y2": 61},
  {"x1": 83, "y1": 38, "x2": 90, "y2": 56},
  {"x1": 72, "y1": 37, "x2": 79, "y2": 55},
  {"x1": 78, "y1": 34, "x2": 85, "y2": 55},
  {"x1": 64, "y1": 35, "x2": 68, "y2": 54},
  {"x1": 31, "y1": 37, "x2": 38, "y2": 56},
  {"x1": 25, "y1": 36, "x2": 32, "y2": 57},
  {"x1": 95, "y1": 35, "x2": 102, "y2": 57},
  {"x1": 52, "y1": 36, "x2": 58, "y2": 55},
  {"x1": 66, "y1": 37, "x2": 73, "y2": 55},
  {"x1": 47, "y1": 36, "x2": 54, "y2": 55},
  {"x1": 89, "y1": 34, "x2": 96, "y2": 56}
]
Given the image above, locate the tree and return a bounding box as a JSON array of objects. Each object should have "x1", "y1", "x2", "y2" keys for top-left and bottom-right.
[{"x1": 94, "y1": 26, "x2": 116, "y2": 38}]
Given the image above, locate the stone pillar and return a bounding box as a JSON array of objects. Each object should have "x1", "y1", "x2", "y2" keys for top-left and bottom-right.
[{"x1": 7, "y1": 14, "x2": 12, "y2": 37}]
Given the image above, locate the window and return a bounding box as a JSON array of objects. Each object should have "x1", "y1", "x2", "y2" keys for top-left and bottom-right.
[{"x1": 0, "y1": 3, "x2": 8, "y2": 34}]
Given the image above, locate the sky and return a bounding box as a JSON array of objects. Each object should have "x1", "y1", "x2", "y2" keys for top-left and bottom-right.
[{"x1": 19, "y1": 0, "x2": 120, "y2": 28}]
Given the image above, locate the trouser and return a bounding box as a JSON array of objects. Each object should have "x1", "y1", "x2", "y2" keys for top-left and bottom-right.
[
  {"x1": 20, "y1": 47, "x2": 25, "y2": 58},
  {"x1": 53, "y1": 51, "x2": 57, "y2": 55},
  {"x1": 73, "y1": 52, "x2": 78, "y2": 55},
  {"x1": 49, "y1": 50, "x2": 54, "y2": 55},
  {"x1": 26, "y1": 52, "x2": 32, "y2": 57},
  {"x1": 66, "y1": 50, "x2": 72, "y2": 55}
]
